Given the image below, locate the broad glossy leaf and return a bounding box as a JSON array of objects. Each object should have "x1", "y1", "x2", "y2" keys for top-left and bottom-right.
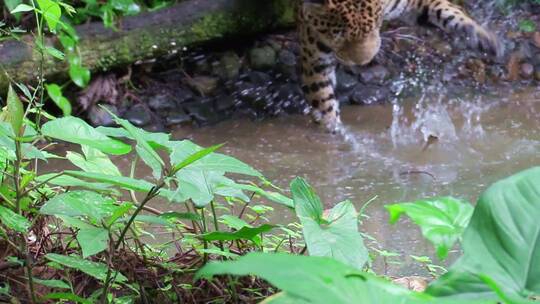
[
  {"x1": 69, "y1": 64, "x2": 90, "y2": 88},
  {"x1": 33, "y1": 278, "x2": 70, "y2": 289},
  {"x1": 169, "y1": 140, "x2": 261, "y2": 177},
  {"x1": 36, "y1": 173, "x2": 115, "y2": 193},
  {"x1": 428, "y1": 167, "x2": 540, "y2": 300},
  {"x1": 96, "y1": 126, "x2": 170, "y2": 149},
  {"x1": 226, "y1": 183, "x2": 293, "y2": 208},
  {"x1": 0, "y1": 205, "x2": 30, "y2": 233},
  {"x1": 40, "y1": 190, "x2": 117, "y2": 221},
  {"x1": 291, "y1": 178, "x2": 368, "y2": 270},
  {"x1": 43, "y1": 292, "x2": 91, "y2": 304},
  {"x1": 65, "y1": 171, "x2": 154, "y2": 193},
  {"x1": 10, "y1": 3, "x2": 34, "y2": 14},
  {"x1": 385, "y1": 197, "x2": 473, "y2": 260},
  {"x1": 171, "y1": 143, "x2": 223, "y2": 174},
  {"x1": 6, "y1": 85, "x2": 24, "y2": 136},
  {"x1": 41, "y1": 117, "x2": 131, "y2": 155},
  {"x1": 36, "y1": 0, "x2": 61, "y2": 31},
  {"x1": 197, "y1": 253, "x2": 486, "y2": 304},
  {"x1": 45, "y1": 84, "x2": 72, "y2": 116},
  {"x1": 66, "y1": 146, "x2": 121, "y2": 176},
  {"x1": 160, "y1": 211, "x2": 202, "y2": 222},
  {"x1": 45, "y1": 254, "x2": 126, "y2": 282},
  {"x1": 200, "y1": 224, "x2": 275, "y2": 246},
  {"x1": 108, "y1": 112, "x2": 163, "y2": 179},
  {"x1": 77, "y1": 227, "x2": 109, "y2": 258}
]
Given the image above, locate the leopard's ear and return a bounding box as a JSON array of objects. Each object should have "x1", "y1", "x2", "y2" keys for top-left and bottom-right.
[{"x1": 324, "y1": 0, "x2": 338, "y2": 10}]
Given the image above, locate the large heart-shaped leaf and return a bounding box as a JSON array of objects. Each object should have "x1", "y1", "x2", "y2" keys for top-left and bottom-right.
[
  {"x1": 77, "y1": 227, "x2": 109, "y2": 258},
  {"x1": 291, "y1": 178, "x2": 368, "y2": 270},
  {"x1": 428, "y1": 167, "x2": 540, "y2": 300},
  {"x1": 66, "y1": 146, "x2": 121, "y2": 176},
  {"x1": 385, "y1": 197, "x2": 473, "y2": 260},
  {"x1": 41, "y1": 117, "x2": 131, "y2": 155},
  {"x1": 45, "y1": 254, "x2": 126, "y2": 282},
  {"x1": 40, "y1": 190, "x2": 117, "y2": 222},
  {"x1": 197, "y1": 253, "x2": 487, "y2": 304}
]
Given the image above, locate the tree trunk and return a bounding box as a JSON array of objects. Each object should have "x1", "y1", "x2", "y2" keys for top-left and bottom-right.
[{"x1": 0, "y1": 0, "x2": 295, "y2": 94}]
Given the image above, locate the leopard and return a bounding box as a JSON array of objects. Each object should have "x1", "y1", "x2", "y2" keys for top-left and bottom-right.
[{"x1": 297, "y1": 0, "x2": 502, "y2": 132}]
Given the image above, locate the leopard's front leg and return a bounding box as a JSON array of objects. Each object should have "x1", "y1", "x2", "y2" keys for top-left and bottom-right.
[{"x1": 299, "y1": 30, "x2": 342, "y2": 132}]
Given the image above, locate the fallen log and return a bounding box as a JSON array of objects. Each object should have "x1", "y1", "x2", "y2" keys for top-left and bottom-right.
[{"x1": 0, "y1": 0, "x2": 295, "y2": 94}]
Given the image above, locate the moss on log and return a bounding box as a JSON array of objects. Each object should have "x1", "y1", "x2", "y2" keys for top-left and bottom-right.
[{"x1": 0, "y1": 0, "x2": 296, "y2": 93}]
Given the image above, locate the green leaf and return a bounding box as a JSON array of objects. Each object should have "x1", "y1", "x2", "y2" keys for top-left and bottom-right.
[
  {"x1": 170, "y1": 143, "x2": 223, "y2": 174},
  {"x1": 110, "y1": 0, "x2": 141, "y2": 15},
  {"x1": 385, "y1": 197, "x2": 473, "y2": 260},
  {"x1": 77, "y1": 227, "x2": 109, "y2": 258},
  {"x1": 69, "y1": 64, "x2": 91, "y2": 88},
  {"x1": 33, "y1": 278, "x2": 70, "y2": 289},
  {"x1": 197, "y1": 253, "x2": 481, "y2": 304},
  {"x1": 0, "y1": 205, "x2": 30, "y2": 233},
  {"x1": 10, "y1": 3, "x2": 34, "y2": 14},
  {"x1": 6, "y1": 85, "x2": 24, "y2": 136},
  {"x1": 163, "y1": 170, "x2": 232, "y2": 207},
  {"x1": 66, "y1": 146, "x2": 121, "y2": 176},
  {"x1": 107, "y1": 110, "x2": 164, "y2": 180},
  {"x1": 518, "y1": 20, "x2": 536, "y2": 33},
  {"x1": 45, "y1": 46, "x2": 65, "y2": 60},
  {"x1": 41, "y1": 117, "x2": 131, "y2": 155},
  {"x1": 219, "y1": 215, "x2": 250, "y2": 230},
  {"x1": 45, "y1": 84, "x2": 71, "y2": 116},
  {"x1": 64, "y1": 170, "x2": 154, "y2": 193},
  {"x1": 226, "y1": 183, "x2": 293, "y2": 208},
  {"x1": 200, "y1": 224, "x2": 276, "y2": 246},
  {"x1": 36, "y1": 0, "x2": 61, "y2": 31},
  {"x1": 35, "y1": 173, "x2": 115, "y2": 193},
  {"x1": 45, "y1": 253, "x2": 126, "y2": 282},
  {"x1": 43, "y1": 292, "x2": 91, "y2": 304},
  {"x1": 160, "y1": 211, "x2": 202, "y2": 222},
  {"x1": 40, "y1": 190, "x2": 117, "y2": 222},
  {"x1": 291, "y1": 178, "x2": 368, "y2": 270},
  {"x1": 428, "y1": 167, "x2": 540, "y2": 300},
  {"x1": 169, "y1": 140, "x2": 261, "y2": 177}
]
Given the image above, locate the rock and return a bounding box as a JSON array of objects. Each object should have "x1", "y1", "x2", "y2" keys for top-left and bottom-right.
[
  {"x1": 173, "y1": 87, "x2": 196, "y2": 104},
  {"x1": 247, "y1": 71, "x2": 272, "y2": 85},
  {"x1": 535, "y1": 65, "x2": 540, "y2": 81},
  {"x1": 533, "y1": 53, "x2": 540, "y2": 66},
  {"x1": 147, "y1": 93, "x2": 176, "y2": 112},
  {"x1": 235, "y1": 82, "x2": 268, "y2": 110},
  {"x1": 215, "y1": 95, "x2": 238, "y2": 112},
  {"x1": 350, "y1": 84, "x2": 389, "y2": 105},
  {"x1": 186, "y1": 76, "x2": 219, "y2": 96},
  {"x1": 277, "y1": 49, "x2": 298, "y2": 80},
  {"x1": 359, "y1": 65, "x2": 389, "y2": 84},
  {"x1": 520, "y1": 62, "x2": 534, "y2": 79},
  {"x1": 336, "y1": 68, "x2": 358, "y2": 93},
  {"x1": 533, "y1": 32, "x2": 540, "y2": 49},
  {"x1": 183, "y1": 99, "x2": 223, "y2": 125},
  {"x1": 165, "y1": 109, "x2": 191, "y2": 126},
  {"x1": 88, "y1": 104, "x2": 118, "y2": 127},
  {"x1": 507, "y1": 51, "x2": 521, "y2": 81},
  {"x1": 249, "y1": 46, "x2": 276, "y2": 70},
  {"x1": 214, "y1": 51, "x2": 242, "y2": 80},
  {"x1": 124, "y1": 104, "x2": 152, "y2": 127}
]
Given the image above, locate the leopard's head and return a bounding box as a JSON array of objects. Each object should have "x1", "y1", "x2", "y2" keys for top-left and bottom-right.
[{"x1": 305, "y1": 0, "x2": 383, "y2": 66}]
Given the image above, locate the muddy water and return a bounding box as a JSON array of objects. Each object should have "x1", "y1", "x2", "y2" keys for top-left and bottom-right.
[{"x1": 164, "y1": 87, "x2": 540, "y2": 275}]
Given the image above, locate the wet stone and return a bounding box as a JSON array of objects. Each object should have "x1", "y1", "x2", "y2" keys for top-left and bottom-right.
[
  {"x1": 173, "y1": 86, "x2": 196, "y2": 104},
  {"x1": 247, "y1": 71, "x2": 272, "y2": 85},
  {"x1": 521, "y1": 62, "x2": 534, "y2": 79},
  {"x1": 277, "y1": 49, "x2": 298, "y2": 80},
  {"x1": 124, "y1": 104, "x2": 152, "y2": 127},
  {"x1": 88, "y1": 104, "x2": 117, "y2": 127},
  {"x1": 350, "y1": 84, "x2": 389, "y2": 105},
  {"x1": 249, "y1": 46, "x2": 276, "y2": 70},
  {"x1": 214, "y1": 51, "x2": 242, "y2": 80},
  {"x1": 148, "y1": 93, "x2": 176, "y2": 112},
  {"x1": 359, "y1": 65, "x2": 389, "y2": 84},
  {"x1": 215, "y1": 95, "x2": 238, "y2": 112},
  {"x1": 187, "y1": 76, "x2": 219, "y2": 96},
  {"x1": 183, "y1": 99, "x2": 223, "y2": 125},
  {"x1": 166, "y1": 109, "x2": 192, "y2": 126},
  {"x1": 336, "y1": 68, "x2": 358, "y2": 93}
]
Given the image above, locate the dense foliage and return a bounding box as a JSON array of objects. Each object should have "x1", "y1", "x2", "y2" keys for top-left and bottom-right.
[{"x1": 0, "y1": 1, "x2": 539, "y2": 303}]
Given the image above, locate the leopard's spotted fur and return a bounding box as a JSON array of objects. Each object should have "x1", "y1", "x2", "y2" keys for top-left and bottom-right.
[{"x1": 298, "y1": 0, "x2": 502, "y2": 132}]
